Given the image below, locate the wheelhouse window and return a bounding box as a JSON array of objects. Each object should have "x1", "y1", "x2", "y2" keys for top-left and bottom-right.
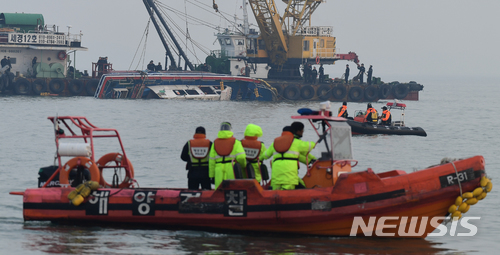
[
  {"x1": 225, "y1": 38, "x2": 232, "y2": 45},
  {"x1": 236, "y1": 39, "x2": 244, "y2": 45},
  {"x1": 303, "y1": 40, "x2": 310, "y2": 51}
]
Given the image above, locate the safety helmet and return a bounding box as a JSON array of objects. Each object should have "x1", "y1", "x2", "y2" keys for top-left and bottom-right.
[
  {"x1": 220, "y1": 122, "x2": 232, "y2": 131},
  {"x1": 367, "y1": 103, "x2": 372, "y2": 108},
  {"x1": 382, "y1": 106, "x2": 387, "y2": 110}
]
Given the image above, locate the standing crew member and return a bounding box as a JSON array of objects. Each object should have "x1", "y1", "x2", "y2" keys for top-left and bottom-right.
[
  {"x1": 357, "y1": 63, "x2": 365, "y2": 84},
  {"x1": 180, "y1": 127, "x2": 212, "y2": 190},
  {"x1": 380, "y1": 106, "x2": 392, "y2": 125},
  {"x1": 291, "y1": 122, "x2": 317, "y2": 167},
  {"x1": 338, "y1": 102, "x2": 348, "y2": 118},
  {"x1": 261, "y1": 126, "x2": 316, "y2": 190},
  {"x1": 209, "y1": 122, "x2": 247, "y2": 189},
  {"x1": 319, "y1": 64, "x2": 324, "y2": 83},
  {"x1": 364, "y1": 103, "x2": 378, "y2": 123},
  {"x1": 311, "y1": 67, "x2": 318, "y2": 84},
  {"x1": 241, "y1": 124, "x2": 266, "y2": 183},
  {"x1": 344, "y1": 64, "x2": 350, "y2": 84},
  {"x1": 147, "y1": 60, "x2": 156, "y2": 71},
  {"x1": 367, "y1": 65, "x2": 373, "y2": 85}
]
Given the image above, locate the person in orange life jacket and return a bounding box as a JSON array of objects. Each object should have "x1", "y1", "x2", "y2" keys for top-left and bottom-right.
[
  {"x1": 209, "y1": 122, "x2": 247, "y2": 189},
  {"x1": 241, "y1": 124, "x2": 266, "y2": 182},
  {"x1": 338, "y1": 101, "x2": 348, "y2": 118},
  {"x1": 364, "y1": 103, "x2": 378, "y2": 123},
  {"x1": 261, "y1": 126, "x2": 316, "y2": 190},
  {"x1": 379, "y1": 106, "x2": 392, "y2": 126},
  {"x1": 180, "y1": 126, "x2": 212, "y2": 190}
]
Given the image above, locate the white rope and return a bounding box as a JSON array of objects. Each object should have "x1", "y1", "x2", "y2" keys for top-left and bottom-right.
[{"x1": 451, "y1": 161, "x2": 463, "y2": 196}]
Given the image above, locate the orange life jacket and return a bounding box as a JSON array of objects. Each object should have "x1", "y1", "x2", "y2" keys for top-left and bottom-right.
[
  {"x1": 241, "y1": 136, "x2": 261, "y2": 161},
  {"x1": 214, "y1": 137, "x2": 236, "y2": 157},
  {"x1": 365, "y1": 108, "x2": 378, "y2": 122},
  {"x1": 338, "y1": 105, "x2": 347, "y2": 117},
  {"x1": 273, "y1": 131, "x2": 294, "y2": 154},
  {"x1": 381, "y1": 110, "x2": 391, "y2": 121},
  {"x1": 189, "y1": 134, "x2": 210, "y2": 159}
]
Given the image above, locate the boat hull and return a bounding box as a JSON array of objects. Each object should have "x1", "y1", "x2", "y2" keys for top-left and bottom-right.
[
  {"x1": 347, "y1": 120, "x2": 427, "y2": 136},
  {"x1": 21, "y1": 156, "x2": 485, "y2": 238}
]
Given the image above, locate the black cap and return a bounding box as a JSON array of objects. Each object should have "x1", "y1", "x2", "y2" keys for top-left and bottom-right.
[
  {"x1": 282, "y1": 126, "x2": 294, "y2": 132},
  {"x1": 367, "y1": 103, "x2": 372, "y2": 108},
  {"x1": 291, "y1": 122, "x2": 304, "y2": 133},
  {"x1": 382, "y1": 106, "x2": 387, "y2": 110},
  {"x1": 195, "y1": 126, "x2": 206, "y2": 134},
  {"x1": 343, "y1": 101, "x2": 347, "y2": 105}
]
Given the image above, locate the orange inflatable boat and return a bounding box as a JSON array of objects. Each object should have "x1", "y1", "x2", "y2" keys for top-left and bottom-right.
[{"x1": 10, "y1": 103, "x2": 492, "y2": 238}]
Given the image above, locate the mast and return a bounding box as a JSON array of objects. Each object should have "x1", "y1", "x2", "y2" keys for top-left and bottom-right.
[
  {"x1": 243, "y1": 0, "x2": 249, "y2": 35},
  {"x1": 146, "y1": 0, "x2": 194, "y2": 71},
  {"x1": 142, "y1": 0, "x2": 177, "y2": 69}
]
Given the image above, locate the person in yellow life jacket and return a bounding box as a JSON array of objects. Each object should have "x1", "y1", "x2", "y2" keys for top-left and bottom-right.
[
  {"x1": 291, "y1": 122, "x2": 317, "y2": 165},
  {"x1": 338, "y1": 101, "x2": 348, "y2": 118},
  {"x1": 380, "y1": 106, "x2": 392, "y2": 125},
  {"x1": 209, "y1": 122, "x2": 247, "y2": 189},
  {"x1": 180, "y1": 126, "x2": 212, "y2": 190},
  {"x1": 364, "y1": 103, "x2": 378, "y2": 123},
  {"x1": 261, "y1": 126, "x2": 316, "y2": 190},
  {"x1": 241, "y1": 124, "x2": 266, "y2": 183}
]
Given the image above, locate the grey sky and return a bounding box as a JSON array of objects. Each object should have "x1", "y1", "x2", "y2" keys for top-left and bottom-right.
[{"x1": 6, "y1": 0, "x2": 499, "y2": 82}]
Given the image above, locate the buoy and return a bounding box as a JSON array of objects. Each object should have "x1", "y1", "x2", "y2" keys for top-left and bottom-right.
[
  {"x1": 473, "y1": 187, "x2": 484, "y2": 197},
  {"x1": 86, "y1": 181, "x2": 100, "y2": 190},
  {"x1": 448, "y1": 204, "x2": 458, "y2": 214},
  {"x1": 452, "y1": 210, "x2": 462, "y2": 220},
  {"x1": 67, "y1": 183, "x2": 86, "y2": 200},
  {"x1": 465, "y1": 197, "x2": 478, "y2": 205},
  {"x1": 477, "y1": 192, "x2": 487, "y2": 200},
  {"x1": 71, "y1": 194, "x2": 85, "y2": 206},
  {"x1": 79, "y1": 186, "x2": 91, "y2": 197},
  {"x1": 480, "y1": 176, "x2": 488, "y2": 187},
  {"x1": 462, "y1": 192, "x2": 473, "y2": 199},
  {"x1": 458, "y1": 202, "x2": 468, "y2": 213},
  {"x1": 463, "y1": 204, "x2": 471, "y2": 213},
  {"x1": 486, "y1": 181, "x2": 493, "y2": 192},
  {"x1": 455, "y1": 196, "x2": 463, "y2": 206}
]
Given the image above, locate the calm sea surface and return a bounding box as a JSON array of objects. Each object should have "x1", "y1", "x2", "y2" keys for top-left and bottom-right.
[{"x1": 1, "y1": 77, "x2": 498, "y2": 254}]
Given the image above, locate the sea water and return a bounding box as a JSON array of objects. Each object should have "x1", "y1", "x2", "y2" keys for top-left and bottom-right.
[{"x1": 0, "y1": 76, "x2": 498, "y2": 254}]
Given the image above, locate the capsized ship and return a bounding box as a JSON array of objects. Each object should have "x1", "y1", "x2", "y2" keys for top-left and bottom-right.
[{"x1": 10, "y1": 103, "x2": 492, "y2": 237}]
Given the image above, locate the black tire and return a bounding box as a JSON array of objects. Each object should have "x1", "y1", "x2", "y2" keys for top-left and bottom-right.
[
  {"x1": 348, "y1": 86, "x2": 363, "y2": 101},
  {"x1": 48, "y1": 79, "x2": 65, "y2": 94},
  {"x1": 364, "y1": 86, "x2": 378, "y2": 101},
  {"x1": 331, "y1": 84, "x2": 347, "y2": 100},
  {"x1": 85, "y1": 79, "x2": 99, "y2": 96},
  {"x1": 246, "y1": 164, "x2": 256, "y2": 179},
  {"x1": 68, "y1": 79, "x2": 84, "y2": 95},
  {"x1": 300, "y1": 85, "x2": 315, "y2": 100},
  {"x1": 393, "y1": 83, "x2": 409, "y2": 99},
  {"x1": 233, "y1": 162, "x2": 243, "y2": 179},
  {"x1": 271, "y1": 84, "x2": 283, "y2": 96},
  {"x1": 316, "y1": 85, "x2": 332, "y2": 100},
  {"x1": 378, "y1": 84, "x2": 391, "y2": 99},
  {"x1": 13, "y1": 78, "x2": 32, "y2": 95},
  {"x1": 32, "y1": 79, "x2": 47, "y2": 94},
  {"x1": 283, "y1": 84, "x2": 300, "y2": 100}
]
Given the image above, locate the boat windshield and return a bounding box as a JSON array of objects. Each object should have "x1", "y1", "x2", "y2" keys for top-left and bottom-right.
[{"x1": 330, "y1": 121, "x2": 353, "y2": 160}]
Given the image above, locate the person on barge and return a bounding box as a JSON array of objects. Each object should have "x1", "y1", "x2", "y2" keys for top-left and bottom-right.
[
  {"x1": 209, "y1": 122, "x2": 247, "y2": 189},
  {"x1": 180, "y1": 126, "x2": 212, "y2": 190}
]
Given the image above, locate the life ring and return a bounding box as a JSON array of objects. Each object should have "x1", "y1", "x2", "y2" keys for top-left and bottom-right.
[
  {"x1": 283, "y1": 84, "x2": 300, "y2": 100},
  {"x1": 32, "y1": 79, "x2": 47, "y2": 94},
  {"x1": 97, "y1": 152, "x2": 135, "y2": 188},
  {"x1": 240, "y1": 67, "x2": 245, "y2": 75},
  {"x1": 68, "y1": 79, "x2": 84, "y2": 95},
  {"x1": 393, "y1": 83, "x2": 409, "y2": 99},
  {"x1": 364, "y1": 86, "x2": 378, "y2": 101},
  {"x1": 85, "y1": 79, "x2": 99, "y2": 96},
  {"x1": 48, "y1": 79, "x2": 65, "y2": 93},
  {"x1": 300, "y1": 85, "x2": 315, "y2": 100},
  {"x1": 331, "y1": 84, "x2": 347, "y2": 100},
  {"x1": 315, "y1": 56, "x2": 320, "y2": 65},
  {"x1": 348, "y1": 86, "x2": 364, "y2": 101},
  {"x1": 13, "y1": 78, "x2": 32, "y2": 95},
  {"x1": 378, "y1": 84, "x2": 391, "y2": 99},
  {"x1": 57, "y1": 51, "x2": 67, "y2": 60},
  {"x1": 59, "y1": 157, "x2": 101, "y2": 187}
]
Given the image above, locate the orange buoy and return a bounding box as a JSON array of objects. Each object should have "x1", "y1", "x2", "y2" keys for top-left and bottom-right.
[
  {"x1": 59, "y1": 157, "x2": 100, "y2": 186},
  {"x1": 97, "y1": 153, "x2": 134, "y2": 188}
]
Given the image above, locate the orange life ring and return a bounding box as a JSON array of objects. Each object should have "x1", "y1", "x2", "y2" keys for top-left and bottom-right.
[
  {"x1": 97, "y1": 152, "x2": 135, "y2": 188},
  {"x1": 315, "y1": 56, "x2": 320, "y2": 65},
  {"x1": 57, "y1": 51, "x2": 67, "y2": 60},
  {"x1": 59, "y1": 157, "x2": 100, "y2": 187}
]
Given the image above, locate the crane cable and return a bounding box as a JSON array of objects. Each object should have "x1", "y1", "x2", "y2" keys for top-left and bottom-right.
[{"x1": 129, "y1": 19, "x2": 151, "y2": 71}]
